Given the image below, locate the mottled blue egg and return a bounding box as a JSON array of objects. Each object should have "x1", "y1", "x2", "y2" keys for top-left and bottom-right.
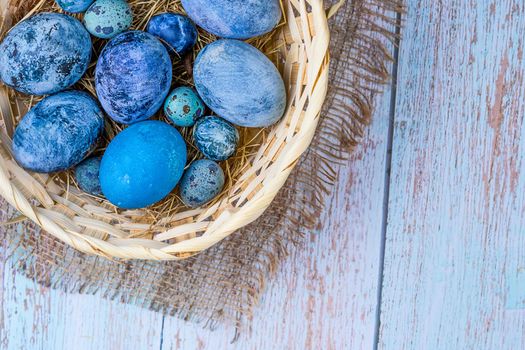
[
  {"x1": 194, "y1": 39, "x2": 286, "y2": 128},
  {"x1": 0, "y1": 13, "x2": 92, "y2": 96},
  {"x1": 181, "y1": 0, "x2": 281, "y2": 39},
  {"x1": 179, "y1": 160, "x2": 225, "y2": 208},
  {"x1": 164, "y1": 87, "x2": 205, "y2": 127},
  {"x1": 100, "y1": 121, "x2": 187, "y2": 209},
  {"x1": 13, "y1": 91, "x2": 104, "y2": 173},
  {"x1": 84, "y1": 0, "x2": 133, "y2": 39},
  {"x1": 147, "y1": 13, "x2": 198, "y2": 55},
  {"x1": 75, "y1": 156, "x2": 102, "y2": 196},
  {"x1": 95, "y1": 31, "x2": 172, "y2": 124},
  {"x1": 194, "y1": 116, "x2": 239, "y2": 161},
  {"x1": 55, "y1": 0, "x2": 95, "y2": 13}
]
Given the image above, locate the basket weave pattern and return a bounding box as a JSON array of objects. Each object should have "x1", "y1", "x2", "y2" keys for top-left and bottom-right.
[{"x1": 0, "y1": 1, "x2": 330, "y2": 260}]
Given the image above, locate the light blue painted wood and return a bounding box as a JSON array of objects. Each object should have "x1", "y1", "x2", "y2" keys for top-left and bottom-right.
[{"x1": 379, "y1": 1, "x2": 525, "y2": 349}]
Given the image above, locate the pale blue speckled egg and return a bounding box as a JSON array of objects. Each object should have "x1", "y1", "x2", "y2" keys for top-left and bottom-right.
[
  {"x1": 75, "y1": 156, "x2": 103, "y2": 196},
  {"x1": 56, "y1": 0, "x2": 95, "y2": 13},
  {"x1": 13, "y1": 91, "x2": 105, "y2": 173},
  {"x1": 179, "y1": 159, "x2": 225, "y2": 208},
  {"x1": 181, "y1": 0, "x2": 281, "y2": 39},
  {"x1": 164, "y1": 87, "x2": 205, "y2": 127},
  {"x1": 0, "y1": 13, "x2": 92, "y2": 96},
  {"x1": 95, "y1": 31, "x2": 172, "y2": 124},
  {"x1": 100, "y1": 121, "x2": 187, "y2": 209},
  {"x1": 84, "y1": 0, "x2": 133, "y2": 39},
  {"x1": 194, "y1": 39, "x2": 286, "y2": 128},
  {"x1": 194, "y1": 116, "x2": 239, "y2": 161},
  {"x1": 147, "y1": 13, "x2": 198, "y2": 55}
]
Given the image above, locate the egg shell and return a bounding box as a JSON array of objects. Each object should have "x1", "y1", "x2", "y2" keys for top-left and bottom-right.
[
  {"x1": 84, "y1": 0, "x2": 133, "y2": 39},
  {"x1": 194, "y1": 39, "x2": 286, "y2": 128},
  {"x1": 100, "y1": 121, "x2": 187, "y2": 209},
  {"x1": 181, "y1": 0, "x2": 281, "y2": 39},
  {"x1": 55, "y1": 0, "x2": 95, "y2": 13},
  {"x1": 147, "y1": 13, "x2": 198, "y2": 55},
  {"x1": 0, "y1": 13, "x2": 92, "y2": 96},
  {"x1": 13, "y1": 91, "x2": 104, "y2": 173},
  {"x1": 95, "y1": 31, "x2": 172, "y2": 124},
  {"x1": 75, "y1": 156, "x2": 103, "y2": 196},
  {"x1": 164, "y1": 87, "x2": 205, "y2": 127},
  {"x1": 194, "y1": 116, "x2": 239, "y2": 161},
  {"x1": 180, "y1": 159, "x2": 225, "y2": 208}
]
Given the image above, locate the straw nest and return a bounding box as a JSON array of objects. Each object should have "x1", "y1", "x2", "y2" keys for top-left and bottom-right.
[{"x1": 0, "y1": 0, "x2": 332, "y2": 260}]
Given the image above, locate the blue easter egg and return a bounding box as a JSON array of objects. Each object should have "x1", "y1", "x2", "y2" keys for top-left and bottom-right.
[
  {"x1": 194, "y1": 39, "x2": 286, "y2": 128},
  {"x1": 13, "y1": 91, "x2": 104, "y2": 173},
  {"x1": 55, "y1": 0, "x2": 95, "y2": 13},
  {"x1": 84, "y1": 0, "x2": 133, "y2": 39},
  {"x1": 0, "y1": 13, "x2": 92, "y2": 96},
  {"x1": 147, "y1": 13, "x2": 198, "y2": 55},
  {"x1": 95, "y1": 31, "x2": 172, "y2": 124},
  {"x1": 181, "y1": 0, "x2": 281, "y2": 39},
  {"x1": 100, "y1": 121, "x2": 187, "y2": 209},
  {"x1": 194, "y1": 116, "x2": 239, "y2": 161},
  {"x1": 75, "y1": 156, "x2": 103, "y2": 196},
  {"x1": 179, "y1": 160, "x2": 225, "y2": 208},
  {"x1": 164, "y1": 87, "x2": 205, "y2": 127}
]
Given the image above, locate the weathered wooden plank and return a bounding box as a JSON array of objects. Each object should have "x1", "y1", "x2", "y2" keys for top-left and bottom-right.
[
  {"x1": 0, "y1": 257, "x2": 164, "y2": 350},
  {"x1": 379, "y1": 1, "x2": 525, "y2": 349}
]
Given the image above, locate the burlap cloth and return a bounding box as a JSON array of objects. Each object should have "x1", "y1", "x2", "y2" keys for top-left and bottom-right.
[{"x1": 0, "y1": 0, "x2": 400, "y2": 330}]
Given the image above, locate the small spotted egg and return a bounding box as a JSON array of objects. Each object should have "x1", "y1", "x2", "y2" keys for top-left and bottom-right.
[
  {"x1": 75, "y1": 156, "x2": 102, "y2": 196},
  {"x1": 55, "y1": 0, "x2": 95, "y2": 13},
  {"x1": 84, "y1": 0, "x2": 132, "y2": 39},
  {"x1": 179, "y1": 160, "x2": 225, "y2": 208},
  {"x1": 164, "y1": 86, "x2": 205, "y2": 127},
  {"x1": 194, "y1": 116, "x2": 239, "y2": 161}
]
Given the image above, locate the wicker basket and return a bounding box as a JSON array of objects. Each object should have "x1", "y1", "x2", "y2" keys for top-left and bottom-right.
[{"x1": 0, "y1": 0, "x2": 331, "y2": 260}]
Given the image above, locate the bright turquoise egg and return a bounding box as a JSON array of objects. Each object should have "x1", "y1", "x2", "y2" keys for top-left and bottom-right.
[
  {"x1": 194, "y1": 116, "x2": 239, "y2": 161},
  {"x1": 75, "y1": 156, "x2": 102, "y2": 196},
  {"x1": 100, "y1": 121, "x2": 187, "y2": 209},
  {"x1": 84, "y1": 0, "x2": 133, "y2": 39},
  {"x1": 164, "y1": 87, "x2": 205, "y2": 127},
  {"x1": 179, "y1": 160, "x2": 225, "y2": 208}
]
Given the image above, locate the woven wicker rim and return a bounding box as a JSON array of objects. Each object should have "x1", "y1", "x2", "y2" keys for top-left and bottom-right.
[{"x1": 0, "y1": 0, "x2": 331, "y2": 260}]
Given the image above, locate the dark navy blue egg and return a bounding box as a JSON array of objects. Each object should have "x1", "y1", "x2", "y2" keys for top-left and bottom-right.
[
  {"x1": 179, "y1": 159, "x2": 225, "y2": 208},
  {"x1": 95, "y1": 31, "x2": 172, "y2": 124},
  {"x1": 194, "y1": 39, "x2": 286, "y2": 128},
  {"x1": 75, "y1": 156, "x2": 102, "y2": 196},
  {"x1": 99, "y1": 121, "x2": 187, "y2": 209},
  {"x1": 12, "y1": 91, "x2": 104, "y2": 173},
  {"x1": 55, "y1": 0, "x2": 95, "y2": 13},
  {"x1": 147, "y1": 13, "x2": 198, "y2": 55},
  {"x1": 181, "y1": 0, "x2": 281, "y2": 39},
  {"x1": 194, "y1": 116, "x2": 239, "y2": 161},
  {"x1": 0, "y1": 13, "x2": 92, "y2": 96}
]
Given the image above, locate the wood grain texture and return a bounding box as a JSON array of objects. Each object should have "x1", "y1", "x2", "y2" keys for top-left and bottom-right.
[{"x1": 379, "y1": 1, "x2": 525, "y2": 349}]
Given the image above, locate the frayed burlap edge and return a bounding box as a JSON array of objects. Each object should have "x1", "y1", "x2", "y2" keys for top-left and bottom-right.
[{"x1": 0, "y1": 0, "x2": 402, "y2": 333}]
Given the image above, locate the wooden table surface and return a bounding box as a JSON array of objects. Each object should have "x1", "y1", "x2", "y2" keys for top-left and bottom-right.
[{"x1": 2, "y1": 1, "x2": 525, "y2": 349}]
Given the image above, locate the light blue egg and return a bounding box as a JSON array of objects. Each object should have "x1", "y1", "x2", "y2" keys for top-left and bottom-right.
[
  {"x1": 95, "y1": 31, "x2": 172, "y2": 124},
  {"x1": 164, "y1": 87, "x2": 205, "y2": 127},
  {"x1": 84, "y1": 0, "x2": 133, "y2": 39},
  {"x1": 100, "y1": 121, "x2": 187, "y2": 209},
  {"x1": 194, "y1": 116, "x2": 239, "y2": 161},
  {"x1": 181, "y1": 0, "x2": 281, "y2": 39},
  {"x1": 56, "y1": 0, "x2": 95, "y2": 13},
  {"x1": 179, "y1": 160, "x2": 225, "y2": 208},
  {"x1": 13, "y1": 91, "x2": 104, "y2": 173},
  {"x1": 0, "y1": 13, "x2": 92, "y2": 95},
  {"x1": 75, "y1": 156, "x2": 102, "y2": 196},
  {"x1": 194, "y1": 39, "x2": 286, "y2": 128}
]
